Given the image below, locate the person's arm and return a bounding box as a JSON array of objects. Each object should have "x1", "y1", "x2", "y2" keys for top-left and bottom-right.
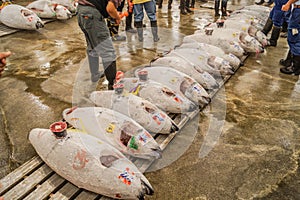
[
  {"x1": 0, "y1": 51, "x2": 11, "y2": 76},
  {"x1": 282, "y1": 0, "x2": 297, "y2": 11},
  {"x1": 106, "y1": 1, "x2": 121, "y2": 24}
]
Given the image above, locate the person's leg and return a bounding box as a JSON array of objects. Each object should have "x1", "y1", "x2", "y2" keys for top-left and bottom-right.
[
  {"x1": 214, "y1": 0, "x2": 220, "y2": 17},
  {"x1": 144, "y1": 0, "x2": 160, "y2": 42},
  {"x1": 221, "y1": 0, "x2": 227, "y2": 16},
  {"x1": 133, "y1": 3, "x2": 144, "y2": 41},
  {"x1": 168, "y1": 0, "x2": 172, "y2": 9}
]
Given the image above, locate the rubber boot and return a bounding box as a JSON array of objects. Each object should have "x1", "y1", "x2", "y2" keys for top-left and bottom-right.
[
  {"x1": 261, "y1": 17, "x2": 273, "y2": 36},
  {"x1": 87, "y1": 54, "x2": 104, "y2": 82},
  {"x1": 268, "y1": 26, "x2": 281, "y2": 47},
  {"x1": 190, "y1": 0, "x2": 195, "y2": 8},
  {"x1": 158, "y1": 0, "x2": 163, "y2": 8},
  {"x1": 215, "y1": 0, "x2": 220, "y2": 17},
  {"x1": 151, "y1": 21, "x2": 160, "y2": 42},
  {"x1": 280, "y1": 55, "x2": 300, "y2": 75},
  {"x1": 221, "y1": 1, "x2": 227, "y2": 16},
  {"x1": 180, "y1": 0, "x2": 187, "y2": 15},
  {"x1": 125, "y1": 13, "x2": 137, "y2": 33},
  {"x1": 135, "y1": 21, "x2": 143, "y2": 42},
  {"x1": 168, "y1": 0, "x2": 172, "y2": 9},
  {"x1": 185, "y1": 0, "x2": 193, "y2": 13},
  {"x1": 279, "y1": 50, "x2": 292, "y2": 67},
  {"x1": 103, "y1": 61, "x2": 117, "y2": 90}
]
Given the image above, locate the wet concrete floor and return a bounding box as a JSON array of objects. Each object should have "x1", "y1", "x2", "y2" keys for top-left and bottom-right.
[{"x1": 0, "y1": 0, "x2": 300, "y2": 199}]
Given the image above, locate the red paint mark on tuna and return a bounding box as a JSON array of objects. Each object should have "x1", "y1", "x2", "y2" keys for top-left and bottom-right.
[{"x1": 72, "y1": 149, "x2": 89, "y2": 170}]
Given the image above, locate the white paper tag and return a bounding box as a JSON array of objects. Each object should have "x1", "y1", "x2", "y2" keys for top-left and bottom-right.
[
  {"x1": 245, "y1": 35, "x2": 252, "y2": 42},
  {"x1": 214, "y1": 57, "x2": 223, "y2": 65},
  {"x1": 292, "y1": 28, "x2": 298, "y2": 35}
]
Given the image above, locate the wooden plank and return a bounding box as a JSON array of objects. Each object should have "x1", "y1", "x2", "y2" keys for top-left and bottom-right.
[
  {"x1": 0, "y1": 156, "x2": 43, "y2": 196},
  {"x1": 74, "y1": 190, "x2": 100, "y2": 200},
  {"x1": 49, "y1": 182, "x2": 81, "y2": 200},
  {"x1": 23, "y1": 173, "x2": 65, "y2": 200},
  {"x1": 1, "y1": 164, "x2": 53, "y2": 199}
]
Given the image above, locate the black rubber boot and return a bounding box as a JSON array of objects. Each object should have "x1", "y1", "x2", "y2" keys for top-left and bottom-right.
[
  {"x1": 279, "y1": 50, "x2": 292, "y2": 67},
  {"x1": 180, "y1": 0, "x2": 187, "y2": 15},
  {"x1": 158, "y1": 0, "x2": 163, "y2": 8},
  {"x1": 135, "y1": 21, "x2": 143, "y2": 42},
  {"x1": 261, "y1": 17, "x2": 273, "y2": 36},
  {"x1": 190, "y1": 0, "x2": 195, "y2": 8},
  {"x1": 103, "y1": 61, "x2": 117, "y2": 90},
  {"x1": 87, "y1": 54, "x2": 104, "y2": 82},
  {"x1": 268, "y1": 26, "x2": 281, "y2": 47},
  {"x1": 215, "y1": 0, "x2": 220, "y2": 17},
  {"x1": 280, "y1": 55, "x2": 300, "y2": 75},
  {"x1": 185, "y1": 0, "x2": 193, "y2": 13},
  {"x1": 125, "y1": 13, "x2": 137, "y2": 33},
  {"x1": 168, "y1": 0, "x2": 172, "y2": 9},
  {"x1": 221, "y1": 1, "x2": 227, "y2": 16},
  {"x1": 151, "y1": 21, "x2": 160, "y2": 42}
]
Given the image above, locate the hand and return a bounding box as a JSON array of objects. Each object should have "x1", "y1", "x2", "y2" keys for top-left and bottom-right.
[
  {"x1": 282, "y1": 4, "x2": 290, "y2": 11},
  {"x1": 0, "y1": 51, "x2": 11, "y2": 76},
  {"x1": 115, "y1": 18, "x2": 121, "y2": 25}
]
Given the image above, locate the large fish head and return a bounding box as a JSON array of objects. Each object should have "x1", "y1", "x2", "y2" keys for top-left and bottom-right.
[
  {"x1": 222, "y1": 41, "x2": 245, "y2": 58},
  {"x1": 119, "y1": 121, "x2": 162, "y2": 159},
  {"x1": 180, "y1": 77, "x2": 211, "y2": 107},
  {"x1": 159, "y1": 86, "x2": 197, "y2": 113},
  {"x1": 192, "y1": 66, "x2": 219, "y2": 90},
  {"x1": 224, "y1": 53, "x2": 241, "y2": 69},
  {"x1": 239, "y1": 32, "x2": 264, "y2": 53},
  {"x1": 207, "y1": 56, "x2": 235, "y2": 76},
  {"x1": 54, "y1": 4, "x2": 72, "y2": 19},
  {"x1": 247, "y1": 25, "x2": 268, "y2": 47},
  {"x1": 20, "y1": 7, "x2": 44, "y2": 29}
]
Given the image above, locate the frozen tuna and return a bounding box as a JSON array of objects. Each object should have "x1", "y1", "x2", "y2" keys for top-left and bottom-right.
[
  {"x1": 151, "y1": 56, "x2": 220, "y2": 90},
  {"x1": 26, "y1": 0, "x2": 72, "y2": 20},
  {"x1": 134, "y1": 67, "x2": 211, "y2": 108},
  {"x1": 89, "y1": 89, "x2": 179, "y2": 134},
  {"x1": 29, "y1": 127, "x2": 154, "y2": 199},
  {"x1": 63, "y1": 107, "x2": 162, "y2": 160},
  {"x1": 178, "y1": 42, "x2": 241, "y2": 69},
  {"x1": 0, "y1": 4, "x2": 44, "y2": 30},
  {"x1": 194, "y1": 28, "x2": 264, "y2": 54},
  {"x1": 118, "y1": 77, "x2": 197, "y2": 113}
]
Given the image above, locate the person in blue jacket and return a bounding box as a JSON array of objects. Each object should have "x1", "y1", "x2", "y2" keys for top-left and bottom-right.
[
  {"x1": 261, "y1": 0, "x2": 289, "y2": 47},
  {"x1": 280, "y1": 0, "x2": 300, "y2": 75}
]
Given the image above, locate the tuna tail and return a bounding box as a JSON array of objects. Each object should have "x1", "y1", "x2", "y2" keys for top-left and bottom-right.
[
  {"x1": 151, "y1": 147, "x2": 162, "y2": 159},
  {"x1": 141, "y1": 179, "x2": 154, "y2": 196},
  {"x1": 170, "y1": 122, "x2": 179, "y2": 133},
  {"x1": 36, "y1": 21, "x2": 44, "y2": 29}
]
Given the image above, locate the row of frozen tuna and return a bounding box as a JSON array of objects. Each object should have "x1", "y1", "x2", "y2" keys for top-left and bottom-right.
[
  {"x1": 0, "y1": 0, "x2": 75, "y2": 30},
  {"x1": 28, "y1": 4, "x2": 272, "y2": 200}
]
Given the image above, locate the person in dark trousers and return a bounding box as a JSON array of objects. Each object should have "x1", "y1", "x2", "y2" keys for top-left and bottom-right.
[
  {"x1": 261, "y1": 0, "x2": 289, "y2": 47},
  {"x1": 280, "y1": 0, "x2": 300, "y2": 75},
  {"x1": 157, "y1": 0, "x2": 172, "y2": 9},
  {"x1": 77, "y1": 0, "x2": 121, "y2": 89},
  {"x1": 0, "y1": 51, "x2": 11, "y2": 77},
  {"x1": 133, "y1": 0, "x2": 159, "y2": 42},
  {"x1": 107, "y1": 0, "x2": 136, "y2": 41},
  {"x1": 214, "y1": 0, "x2": 228, "y2": 17}
]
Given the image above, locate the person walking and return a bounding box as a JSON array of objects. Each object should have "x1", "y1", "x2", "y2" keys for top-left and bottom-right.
[
  {"x1": 133, "y1": 0, "x2": 159, "y2": 42},
  {"x1": 214, "y1": 0, "x2": 228, "y2": 17},
  {"x1": 76, "y1": 0, "x2": 121, "y2": 89},
  {"x1": 280, "y1": 0, "x2": 300, "y2": 75}
]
